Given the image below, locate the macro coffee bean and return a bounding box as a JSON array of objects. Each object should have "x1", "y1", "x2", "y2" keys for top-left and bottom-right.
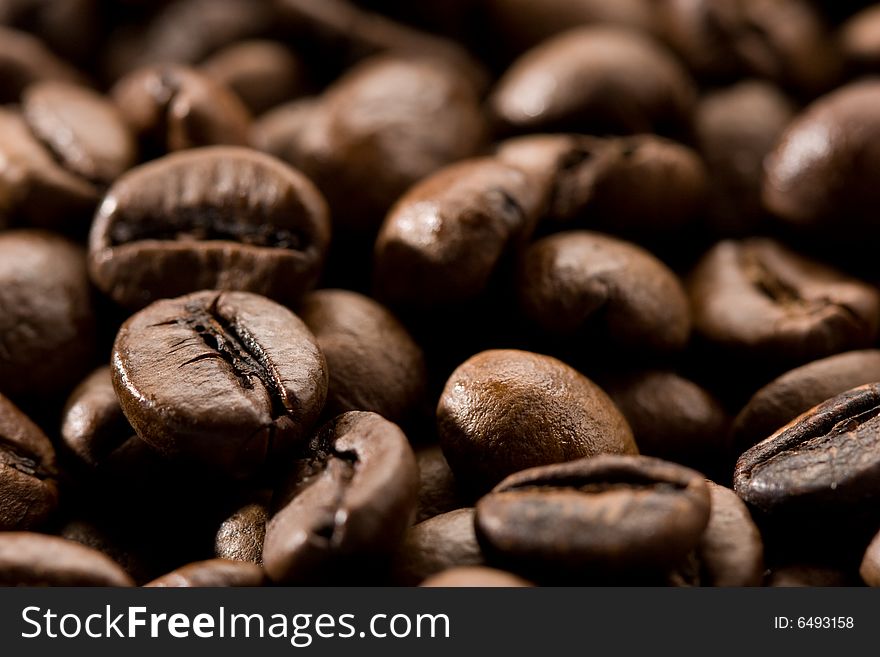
[
  {"x1": 214, "y1": 498, "x2": 269, "y2": 564},
  {"x1": 111, "y1": 290, "x2": 328, "y2": 477},
  {"x1": 490, "y1": 27, "x2": 696, "y2": 137},
  {"x1": 420, "y1": 566, "x2": 533, "y2": 588},
  {"x1": 414, "y1": 444, "x2": 466, "y2": 523},
  {"x1": 0, "y1": 25, "x2": 81, "y2": 103},
  {"x1": 437, "y1": 349, "x2": 637, "y2": 492},
  {"x1": 145, "y1": 559, "x2": 266, "y2": 587},
  {"x1": 475, "y1": 456, "x2": 711, "y2": 579},
  {"x1": 89, "y1": 147, "x2": 331, "y2": 309},
  {"x1": 734, "y1": 383, "x2": 880, "y2": 525},
  {"x1": 0, "y1": 532, "x2": 134, "y2": 586},
  {"x1": 860, "y1": 529, "x2": 880, "y2": 586},
  {"x1": 518, "y1": 231, "x2": 691, "y2": 353},
  {"x1": 392, "y1": 508, "x2": 485, "y2": 586},
  {"x1": 731, "y1": 350, "x2": 880, "y2": 455},
  {"x1": 298, "y1": 289, "x2": 427, "y2": 423},
  {"x1": 112, "y1": 64, "x2": 252, "y2": 157},
  {"x1": 764, "y1": 80, "x2": 880, "y2": 232},
  {"x1": 841, "y1": 5, "x2": 880, "y2": 73},
  {"x1": 374, "y1": 158, "x2": 543, "y2": 308},
  {"x1": 0, "y1": 393, "x2": 58, "y2": 530},
  {"x1": 263, "y1": 412, "x2": 418, "y2": 584},
  {"x1": 0, "y1": 230, "x2": 96, "y2": 397},
  {"x1": 688, "y1": 239, "x2": 880, "y2": 367}
]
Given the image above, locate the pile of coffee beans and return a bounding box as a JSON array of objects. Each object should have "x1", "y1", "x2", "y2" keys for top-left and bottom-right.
[{"x1": 4, "y1": 0, "x2": 880, "y2": 587}]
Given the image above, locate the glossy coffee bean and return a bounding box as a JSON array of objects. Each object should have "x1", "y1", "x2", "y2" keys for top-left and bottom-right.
[
  {"x1": 112, "y1": 290, "x2": 328, "y2": 477},
  {"x1": 490, "y1": 27, "x2": 695, "y2": 137},
  {"x1": 437, "y1": 349, "x2": 637, "y2": 492},
  {"x1": 475, "y1": 456, "x2": 711, "y2": 578},
  {"x1": 731, "y1": 350, "x2": 880, "y2": 455},
  {"x1": 392, "y1": 508, "x2": 485, "y2": 586},
  {"x1": 414, "y1": 444, "x2": 466, "y2": 523},
  {"x1": 0, "y1": 532, "x2": 134, "y2": 586},
  {"x1": 145, "y1": 559, "x2": 266, "y2": 587},
  {"x1": 518, "y1": 231, "x2": 691, "y2": 353},
  {"x1": 89, "y1": 147, "x2": 331, "y2": 310},
  {"x1": 0, "y1": 25, "x2": 81, "y2": 103},
  {"x1": 0, "y1": 230, "x2": 95, "y2": 397},
  {"x1": 689, "y1": 239, "x2": 880, "y2": 367},
  {"x1": 112, "y1": 64, "x2": 252, "y2": 157},
  {"x1": 374, "y1": 158, "x2": 543, "y2": 308},
  {"x1": 860, "y1": 529, "x2": 880, "y2": 586},
  {"x1": 298, "y1": 289, "x2": 426, "y2": 423},
  {"x1": 263, "y1": 412, "x2": 418, "y2": 583},
  {"x1": 735, "y1": 383, "x2": 880, "y2": 524},
  {"x1": 764, "y1": 81, "x2": 880, "y2": 231},
  {"x1": 0, "y1": 393, "x2": 58, "y2": 530},
  {"x1": 420, "y1": 566, "x2": 533, "y2": 588},
  {"x1": 214, "y1": 499, "x2": 268, "y2": 565}
]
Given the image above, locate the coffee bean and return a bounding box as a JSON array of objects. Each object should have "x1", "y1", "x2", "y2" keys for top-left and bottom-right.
[
  {"x1": 518, "y1": 231, "x2": 691, "y2": 353},
  {"x1": 731, "y1": 350, "x2": 880, "y2": 455},
  {"x1": 420, "y1": 566, "x2": 533, "y2": 588},
  {"x1": 768, "y1": 564, "x2": 855, "y2": 587},
  {"x1": 89, "y1": 147, "x2": 331, "y2": 309},
  {"x1": 0, "y1": 25, "x2": 82, "y2": 103},
  {"x1": 298, "y1": 289, "x2": 427, "y2": 423},
  {"x1": 437, "y1": 349, "x2": 637, "y2": 492},
  {"x1": 0, "y1": 532, "x2": 134, "y2": 586},
  {"x1": 860, "y1": 529, "x2": 880, "y2": 586},
  {"x1": 145, "y1": 559, "x2": 266, "y2": 587},
  {"x1": 414, "y1": 444, "x2": 467, "y2": 523},
  {"x1": 475, "y1": 455, "x2": 711, "y2": 579},
  {"x1": 841, "y1": 5, "x2": 880, "y2": 74},
  {"x1": 0, "y1": 393, "x2": 58, "y2": 530},
  {"x1": 263, "y1": 411, "x2": 418, "y2": 583},
  {"x1": 60, "y1": 519, "x2": 158, "y2": 585},
  {"x1": 112, "y1": 290, "x2": 328, "y2": 477},
  {"x1": 490, "y1": 27, "x2": 696, "y2": 137},
  {"x1": 214, "y1": 498, "x2": 268, "y2": 565},
  {"x1": 392, "y1": 508, "x2": 484, "y2": 585},
  {"x1": 0, "y1": 230, "x2": 95, "y2": 397}
]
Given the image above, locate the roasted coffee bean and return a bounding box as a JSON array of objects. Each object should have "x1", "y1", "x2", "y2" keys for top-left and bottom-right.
[
  {"x1": 256, "y1": 56, "x2": 487, "y2": 233},
  {"x1": 214, "y1": 498, "x2": 268, "y2": 565},
  {"x1": 603, "y1": 371, "x2": 728, "y2": 471},
  {"x1": 490, "y1": 27, "x2": 696, "y2": 137},
  {"x1": 112, "y1": 290, "x2": 328, "y2": 477},
  {"x1": 392, "y1": 508, "x2": 485, "y2": 586},
  {"x1": 768, "y1": 564, "x2": 855, "y2": 587},
  {"x1": 475, "y1": 456, "x2": 711, "y2": 579},
  {"x1": 841, "y1": 5, "x2": 880, "y2": 74},
  {"x1": 518, "y1": 231, "x2": 691, "y2": 353},
  {"x1": 374, "y1": 158, "x2": 543, "y2": 308},
  {"x1": 89, "y1": 147, "x2": 331, "y2": 309},
  {"x1": 60, "y1": 519, "x2": 157, "y2": 585},
  {"x1": 250, "y1": 97, "x2": 320, "y2": 159},
  {"x1": 860, "y1": 529, "x2": 880, "y2": 586},
  {"x1": 0, "y1": 532, "x2": 134, "y2": 586},
  {"x1": 0, "y1": 393, "x2": 58, "y2": 530},
  {"x1": 688, "y1": 239, "x2": 880, "y2": 368},
  {"x1": 0, "y1": 25, "x2": 81, "y2": 103},
  {"x1": 420, "y1": 566, "x2": 533, "y2": 588},
  {"x1": 0, "y1": 230, "x2": 95, "y2": 397},
  {"x1": 263, "y1": 412, "x2": 418, "y2": 583},
  {"x1": 202, "y1": 40, "x2": 307, "y2": 116},
  {"x1": 437, "y1": 349, "x2": 637, "y2": 492},
  {"x1": 732, "y1": 350, "x2": 880, "y2": 455},
  {"x1": 735, "y1": 383, "x2": 880, "y2": 525},
  {"x1": 145, "y1": 559, "x2": 266, "y2": 587},
  {"x1": 112, "y1": 64, "x2": 252, "y2": 157},
  {"x1": 764, "y1": 80, "x2": 880, "y2": 231},
  {"x1": 298, "y1": 289, "x2": 426, "y2": 423},
  {"x1": 415, "y1": 444, "x2": 466, "y2": 523}
]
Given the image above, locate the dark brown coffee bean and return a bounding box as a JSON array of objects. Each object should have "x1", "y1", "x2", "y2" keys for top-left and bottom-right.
[
  {"x1": 475, "y1": 455, "x2": 711, "y2": 578},
  {"x1": 112, "y1": 290, "x2": 328, "y2": 478},
  {"x1": 603, "y1": 371, "x2": 728, "y2": 470},
  {"x1": 0, "y1": 532, "x2": 134, "y2": 586},
  {"x1": 768, "y1": 564, "x2": 854, "y2": 587},
  {"x1": 112, "y1": 64, "x2": 252, "y2": 157},
  {"x1": 689, "y1": 239, "x2": 880, "y2": 367},
  {"x1": 145, "y1": 559, "x2": 266, "y2": 587},
  {"x1": 860, "y1": 529, "x2": 880, "y2": 586},
  {"x1": 841, "y1": 5, "x2": 880, "y2": 74},
  {"x1": 437, "y1": 349, "x2": 637, "y2": 492},
  {"x1": 735, "y1": 383, "x2": 880, "y2": 523},
  {"x1": 732, "y1": 350, "x2": 880, "y2": 455},
  {"x1": 263, "y1": 411, "x2": 418, "y2": 583},
  {"x1": 490, "y1": 27, "x2": 696, "y2": 137},
  {"x1": 0, "y1": 393, "x2": 58, "y2": 530},
  {"x1": 420, "y1": 566, "x2": 533, "y2": 588},
  {"x1": 415, "y1": 444, "x2": 466, "y2": 523},
  {"x1": 60, "y1": 519, "x2": 157, "y2": 585},
  {"x1": 0, "y1": 25, "x2": 82, "y2": 103},
  {"x1": 519, "y1": 231, "x2": 691, "y2": 353},
  {"x1": 374, "y1": 158, "x2": 543, "y2": 308},
  {"x1": 214, "y1": 499, "x2": 268, "y2": 565},
  {"x1": 201, "y1": 40, "x2": 307, "y2": 116},
  {"x1": 392, "y1": 508, "x2": 484, "y2": 585},
  {"x1": 0, "y1": 230, "x2": 95, "y2": 397},
  {"x1": 298, "y1": 289, "x2": 426, "y2": 423},
  {"x1": 764, "y1": 80, "x2": 880, "y2": 231},
  {"x1": 89, "y1": 147, "x2": 331, "y2": 310}
]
